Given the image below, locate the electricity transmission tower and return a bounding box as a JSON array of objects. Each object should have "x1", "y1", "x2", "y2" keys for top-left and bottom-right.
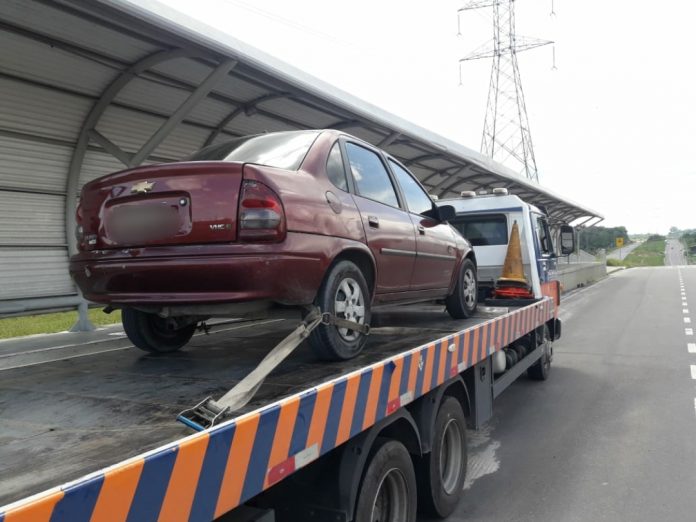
[{"x1": 458, "y1": 1, "x2": 553, "y2": 182}]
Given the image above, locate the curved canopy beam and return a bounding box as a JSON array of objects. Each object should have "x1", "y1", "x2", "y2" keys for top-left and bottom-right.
[
  {"x1": 203, "y1": 91, "x2": 292, "y2": 147},
  {"x1": 65, "y1": 47, "x2": 228, "y2": 256}
]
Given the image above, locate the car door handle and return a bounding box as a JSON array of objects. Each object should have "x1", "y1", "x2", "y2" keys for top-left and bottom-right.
[
  {"x1": 417, "y1": 225, "x2": 425, "y2": 235},
  {"x1": 368, "y1": 215, "x2": 379, "y2": 228}
]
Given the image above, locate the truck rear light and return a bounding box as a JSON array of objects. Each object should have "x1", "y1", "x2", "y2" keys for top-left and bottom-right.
[{"x1": 238, "y1": 180, "x2": 286, "y2": 242}]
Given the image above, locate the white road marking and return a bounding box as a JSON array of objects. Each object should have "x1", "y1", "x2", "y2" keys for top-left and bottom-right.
[
  {"x1": 684, "y1": 309, "x2": 690, "y2": 314},
  {"x1": 1, "y1": 347, "x2": 130, "y2": 371},
  {"x1": 692, "y1": 365, "x2": 696, "y2": 380},
  {"x1": 688, "y1": 343, "x2": 696, "y2": 353},
  {"x1": 0, "y1": 318, "x2": 285, "y2": 371},
  {"x1": 685, "y1": 317, "x2": 692, "y2": 324},
  {"x1": 693, "y1": 398, "x2": 696, "y2": 419},
  {"x1": 686, "y1": 328, "x2": 694, "y2": 336},
  {"x1": 0, "y1": 335, "x2": 127, "y2": 359}
]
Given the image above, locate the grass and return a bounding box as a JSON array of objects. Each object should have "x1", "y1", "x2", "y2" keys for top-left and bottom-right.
[
  {"x1": 0, "y1": 308, "x2": 121, "y2": 340},
  {"x1": 620, "y1": 239, "x2": 666, "y2": 267}
]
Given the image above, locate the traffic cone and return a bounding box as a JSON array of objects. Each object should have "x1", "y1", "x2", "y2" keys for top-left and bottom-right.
[{"x1": 493, "y1": 221, "x2": 534, "y2": 299}]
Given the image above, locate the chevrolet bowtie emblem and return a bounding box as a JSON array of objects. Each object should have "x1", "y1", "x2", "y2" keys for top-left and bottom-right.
[{"x1": 131, "y1": 181, "x2": 155, "y2": 194}]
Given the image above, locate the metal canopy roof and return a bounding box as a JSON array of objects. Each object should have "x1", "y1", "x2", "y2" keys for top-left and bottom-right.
[{"x1": 0, "y1": 0, "x2": 602, "y2": 312}]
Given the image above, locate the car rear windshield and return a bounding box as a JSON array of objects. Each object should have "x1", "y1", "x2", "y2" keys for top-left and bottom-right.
[
  {"x1": 186, "y1": 131, "x2": 320, "y2": 170},
  {"x1": 451, "y1": 214, "x2": 508, "y2": 246}
]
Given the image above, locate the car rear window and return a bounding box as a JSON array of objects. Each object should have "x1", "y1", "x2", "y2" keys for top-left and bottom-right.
[
  {"x1": 451, "y1": 214, "x2": 508, "y2": 246},
  {"x1": 187, "y1": 131, "x2": 320, "y2": 170}
]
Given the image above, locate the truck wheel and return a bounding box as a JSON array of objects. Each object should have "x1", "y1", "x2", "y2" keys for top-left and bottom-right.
[
  {"x1": 528, "y1": 325, "x2": 552, "y2": 381},
  {"x1": 309, "y1": 260, "x2": 370, "y2": 361},
  {"x1": 122, "y1": 308, "x2": 196, "y2": 353},
  {"x1": 416, "y1": 396, "x2": 468, "y2": 518},
  {"x1": 446, "y1": 259, "x2": 478, "y2": 319},
  {"x1": 354, "y1": 438, "x2": 417, "y2": 522}
]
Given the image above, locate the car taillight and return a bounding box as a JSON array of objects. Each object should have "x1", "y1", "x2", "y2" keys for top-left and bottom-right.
[
  {"x1": 75, "y1": 202, "x2": 85, "y2": 246},
  {"x1": 75, "y1": 201, "x2": 97, "y2": 250},
  {"x1": 238, "y1": 180, "x2": 286, "y2": 242}
]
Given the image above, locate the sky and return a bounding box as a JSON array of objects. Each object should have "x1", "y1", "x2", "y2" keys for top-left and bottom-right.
[{"x1": 159, "y1": 0, "x2": 696, "y2": 234}]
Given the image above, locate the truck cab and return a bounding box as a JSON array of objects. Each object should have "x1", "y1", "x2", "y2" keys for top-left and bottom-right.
[{"x1": 439, "y1": 189, "x2": 573, "y2": 301}]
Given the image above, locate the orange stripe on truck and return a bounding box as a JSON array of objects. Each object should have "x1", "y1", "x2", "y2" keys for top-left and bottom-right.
[
  {"x1": 4, "y1": 490, "x2": 63, "y2": 522},
  {"x1": 362, "y1": 365, "x2": 384, "y2": 429},
  {"x1": 91, "y1": 458, "x2": 144, "y2": 522},
  {"x1": 214, "y1": 412, "x2": 261, "y2": 518},
  {"x1": 158, "y1": 432, "x2": 210, "y2": 522},
  {"x1": 305, "y1": 384, "x2": 334, "y2": 452},
  {"x1": 264, "y1": 399, "x2": 300, "y2": 489},
  {"x1": 335, "y1": 374, "x2": 361, "y2": 445}
]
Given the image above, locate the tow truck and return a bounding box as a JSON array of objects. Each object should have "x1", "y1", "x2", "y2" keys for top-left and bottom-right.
[{"x1": 0, "y1": 191, "x2": 575, "y2": 522}]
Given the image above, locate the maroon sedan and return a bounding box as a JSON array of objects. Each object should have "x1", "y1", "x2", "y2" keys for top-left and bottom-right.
[{"x1": 70, "y1": 130, "x2": 477, "y2": 360}]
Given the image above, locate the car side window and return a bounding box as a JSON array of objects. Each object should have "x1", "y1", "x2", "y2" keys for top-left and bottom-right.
[
  {"x1": 326, "y1": 142, "x2": 348, "y2": 191},
  {"x1": 388, "y1": 160, "x2": 433, "y2": 215},
  {"x1": 345, "y1": 142, "x2": 399, "y2": 208}
]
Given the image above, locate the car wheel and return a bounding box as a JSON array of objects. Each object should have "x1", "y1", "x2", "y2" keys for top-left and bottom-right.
[
  {"x1": 308, "y1": 260, "x2": 371, "y2": 361},
  {"x1": 122, "y1": 308, "x2": 196, "y2": 353},
  {"x1": 445, "y1": 258, "x2": 478, "y2": 319}
]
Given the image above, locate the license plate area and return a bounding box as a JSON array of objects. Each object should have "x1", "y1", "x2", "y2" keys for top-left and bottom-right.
[{"x1": 105, "y1": 194, "x2": 192, "y2": 245}]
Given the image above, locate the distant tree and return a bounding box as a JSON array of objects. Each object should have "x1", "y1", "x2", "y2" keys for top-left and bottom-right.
[
  {"x1": 682, "y1": 231, "x2": 696, "y2": 247},
  {"x1": 579, "y1": 226, "x2": 630, "y2": 253},
  {"x1": 647, "y1": 234, "x2": 666, "y2": 242}
]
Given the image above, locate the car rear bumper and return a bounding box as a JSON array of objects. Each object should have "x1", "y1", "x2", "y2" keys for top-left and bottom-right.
[{"x1": 70, "y1": 232, "x2": 335, "y2": 306}]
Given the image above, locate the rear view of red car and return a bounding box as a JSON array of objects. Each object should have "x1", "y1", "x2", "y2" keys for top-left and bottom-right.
[{"x1": 70, "y1": 130, "x2": 478, "y2": 360}]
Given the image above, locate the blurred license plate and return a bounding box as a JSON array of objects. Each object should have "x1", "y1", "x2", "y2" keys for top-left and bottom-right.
[{"x1": 110, "y1": 204, "x2": 179, "y2": 242}]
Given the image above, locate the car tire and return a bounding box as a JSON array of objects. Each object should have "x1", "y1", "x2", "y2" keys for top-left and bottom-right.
[
  {"x1": 122, "y1": 308, "x2": 196, "y2": 353},
  {"x1": 354, "y1": 438, "x2": 417, "y2": 522},
  {"x1": 308, "y1": 260, "x2": 370, "y2": 361},
  {"x1": 446, "y1": 258, "x2": 478, "y2": 319}
]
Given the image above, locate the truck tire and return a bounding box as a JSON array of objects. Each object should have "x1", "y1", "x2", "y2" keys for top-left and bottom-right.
[
  {"x1": 122, "y1": 308, "x2": 196, "y2": 353},
  {"x1": 309, "y1": 260, "x2": 370, "y2": 361},
  {"x1": 446, "y1": 258, "x2": 478, "y2": 319},
  {"x1": 416, "y1": 396, "x2": 468, "y2": 518},
  {"x1": 528, "y1": 325, "x2": 552, "y2": 381},
  {"x1": 354, "y1": 438, "x2": 417, "y2": 522}
]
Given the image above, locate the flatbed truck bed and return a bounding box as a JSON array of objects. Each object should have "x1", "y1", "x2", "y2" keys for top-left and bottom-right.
[{"x1": 0, "y1": 298, "x2": 556, "y2": 521}]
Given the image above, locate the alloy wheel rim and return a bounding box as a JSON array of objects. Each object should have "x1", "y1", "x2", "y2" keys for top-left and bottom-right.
[
  {"x1": 334, "y1": 277, "x2": 365, "y2": 341},
  {"x1": 463, "y1": 268, "x2": 476, "y2": 307}
]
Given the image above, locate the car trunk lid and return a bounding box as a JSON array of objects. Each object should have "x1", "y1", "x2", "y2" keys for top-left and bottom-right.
[{"x1": 78, "y1": 162, "x2": 243, "y2": 249}]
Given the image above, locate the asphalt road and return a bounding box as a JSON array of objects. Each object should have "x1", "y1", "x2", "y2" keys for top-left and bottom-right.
[
  {"x1": 666, "y1": 238, "x2": 687, "y2": 266},
  {"x1": 437, "y1": 267, "x2": 696, "y2": 522}
]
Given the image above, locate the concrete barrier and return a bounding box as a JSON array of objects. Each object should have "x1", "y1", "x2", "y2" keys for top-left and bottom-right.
[{"x1": 554, "y1": 262, "x2": 607, "y2": 293}]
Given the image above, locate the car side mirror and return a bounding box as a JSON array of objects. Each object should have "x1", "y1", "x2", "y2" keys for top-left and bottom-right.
[
  {"x1": 436, "y1": 204, "x2": 456, "y2": 223},
  {"x1": 559, "y1": 224, "x2": 575, "y2": 255}
]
